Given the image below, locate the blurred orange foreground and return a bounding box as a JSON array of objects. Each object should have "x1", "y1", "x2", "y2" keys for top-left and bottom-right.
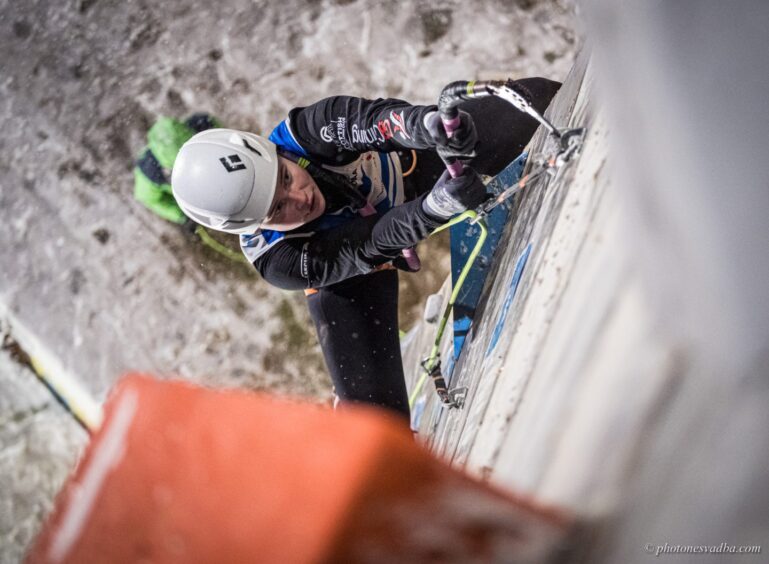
[{"x1": 28, "y1": 374, "x2": 570, "y2": 563}]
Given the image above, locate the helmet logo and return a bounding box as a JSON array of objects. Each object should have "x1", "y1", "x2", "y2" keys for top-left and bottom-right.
[{"x1": 220, "y1": 154, "x2": 247, "y2": 173}]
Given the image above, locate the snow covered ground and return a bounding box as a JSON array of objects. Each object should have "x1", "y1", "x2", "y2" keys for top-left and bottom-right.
[{"x1": 0, "y1": 0, "x2": 579, "y2": 558}]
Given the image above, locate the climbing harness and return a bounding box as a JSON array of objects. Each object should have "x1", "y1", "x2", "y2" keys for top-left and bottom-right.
[{"x1": 409, "y1": 79, "x2": 586, "y2": 410}]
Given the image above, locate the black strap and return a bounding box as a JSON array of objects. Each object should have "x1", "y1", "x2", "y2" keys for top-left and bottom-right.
[
  {"x1": 184, "y1": 113, "x2": 217, "y2": 133},
  {"x1": 136, "y1": 149, "x2": 168, "y2": 185}
]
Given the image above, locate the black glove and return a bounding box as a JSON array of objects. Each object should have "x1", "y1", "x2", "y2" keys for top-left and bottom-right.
[
  {"x1": 424, "y1": 110, "x2": 479, "y2": 159},
  {"x1": 392, "y1": 255, "x2": 420, "y2": 273},
  {"x1": 422, "y1": 168, "x2": 488, "y2": 220}
]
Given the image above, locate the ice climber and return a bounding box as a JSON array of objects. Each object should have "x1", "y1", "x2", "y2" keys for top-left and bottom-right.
[{"x1": 171, "y1": 78, "x2": 560, "y2": 422}]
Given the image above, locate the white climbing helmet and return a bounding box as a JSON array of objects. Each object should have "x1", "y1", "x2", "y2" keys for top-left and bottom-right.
[{"x1": 171, "y1": 128, "x2": 279, "y2": 234}]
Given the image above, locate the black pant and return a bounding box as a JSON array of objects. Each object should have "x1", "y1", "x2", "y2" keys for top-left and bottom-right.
[
  {"x1": 309, "y1": 78, "x2": 560, "y2": 421},
  {"x1": 307, "y1": 269, "x2": 410, "y2": 420}
]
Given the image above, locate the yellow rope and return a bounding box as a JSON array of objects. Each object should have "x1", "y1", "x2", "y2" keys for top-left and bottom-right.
[
  {"x1": 408, "y1": 211, "x2": 488, "y2": 408},
  {"x1": 195, "y1": 226, "x2": 250, "y2": 264}
]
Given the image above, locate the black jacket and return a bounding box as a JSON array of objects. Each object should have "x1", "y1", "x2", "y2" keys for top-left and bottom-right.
[{"x1": 246, "y1": 96, "x2": 445, "y2": 290}]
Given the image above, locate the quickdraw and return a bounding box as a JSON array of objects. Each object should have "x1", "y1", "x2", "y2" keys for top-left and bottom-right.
[{"x1": 473, "y1": 125, "x2": 585, "y2": 223}]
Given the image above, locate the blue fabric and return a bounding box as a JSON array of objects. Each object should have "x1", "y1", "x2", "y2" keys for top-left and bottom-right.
[
  {"x1": 379, "y1": 152, "x2": 390, "y2": 199},
  {"x1": 359, "y1": 170, "x2": 372, "y2": 198},
  {"x1": 305, "y1": 208, "x2": 359, "y2": 232},
  {"x1": 269, "y1": 120, "x2": 307, "y2": 157},
  {"x1": 260, "y1": 229, "x2": 286, "y2": 245}
]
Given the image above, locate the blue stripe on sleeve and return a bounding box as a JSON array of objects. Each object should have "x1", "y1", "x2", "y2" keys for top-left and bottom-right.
[
  {"x1": 268, "y1": 120, "x2": 308, "y2": 157},
  {"x1": 260, "y1": 229, "x2": 285, "y2": 244},
  {"x1": 378, "y1": 152, "x2": 390, "y2": 202}
]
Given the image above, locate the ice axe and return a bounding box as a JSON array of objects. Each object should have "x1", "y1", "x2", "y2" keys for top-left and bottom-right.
[
  {"x1": 438, "y1": 79, "x2": 585, "y2": 223},
  {"x1": 438, "y1": 79, "x2": 580, "y2": 151}
]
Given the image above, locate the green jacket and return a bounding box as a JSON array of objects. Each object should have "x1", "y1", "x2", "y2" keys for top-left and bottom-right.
[{"x1": 134, "y1": 114, "x2": 221, "y2": 224}]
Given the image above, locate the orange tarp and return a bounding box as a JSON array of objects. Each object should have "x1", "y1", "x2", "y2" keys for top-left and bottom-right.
[{"x1": 28, "y1": 374, "x2": 569, "y2": 563}]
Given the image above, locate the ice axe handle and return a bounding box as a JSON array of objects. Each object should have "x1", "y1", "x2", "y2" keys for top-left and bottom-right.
[
  {"x1": 401, "y1": 247, "x2": 421, "y2": 271},
  {"x1": 438, "y1": 85, "x2": 465, "y2": 178},
  {"x1": 443, "y1": 156, "x2": 465, "y2": 179},
  {"x1": 440, "y1": 114, "x2": 465, "y2": 178},
  {"x1": 441, "y1": 114, "x2": 462, "y2": 138},
  {"x1": 438, "y1": 80, "x2": 486, "y2": 178}
]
